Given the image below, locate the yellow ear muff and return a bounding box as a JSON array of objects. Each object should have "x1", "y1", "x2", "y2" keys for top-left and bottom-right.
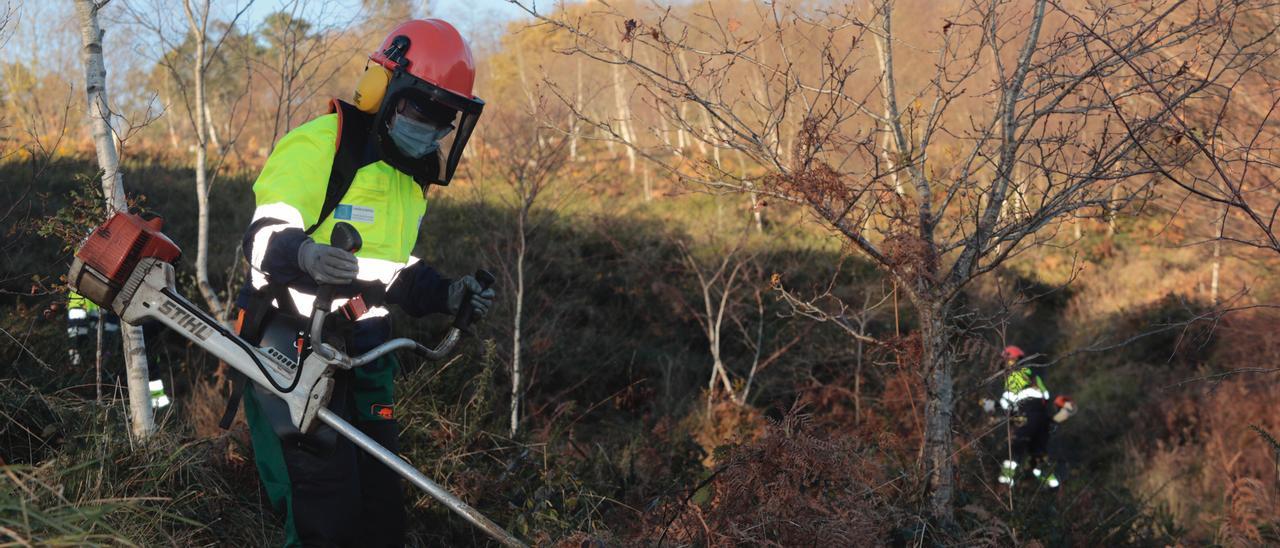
[{"x1": 352, "y1": 65, "x2": 391, "y2": 114}]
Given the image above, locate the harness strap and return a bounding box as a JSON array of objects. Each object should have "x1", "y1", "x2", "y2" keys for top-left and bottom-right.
[
  {"x1": 219, "y1": 291, "x2": 274, "y2": 429},
  {"x1": 305, "y1": 99, "x2": 374, "y2": 236},
  {"x1": 218, "y1": 374, "x2": 250, "y2": 430}
]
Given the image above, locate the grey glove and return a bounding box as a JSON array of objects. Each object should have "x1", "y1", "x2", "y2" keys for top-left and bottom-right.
[
  {"x1": 447, "y1": 275, "x2": 496, "y2": 319},
  {"x1": 297, "y1": 238, "x2": 358, "y2": 284}
]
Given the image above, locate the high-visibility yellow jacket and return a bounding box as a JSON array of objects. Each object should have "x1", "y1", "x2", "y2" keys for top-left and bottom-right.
[
  {"x1": 238, "y1": 112, "x2": 451, "y2": 349},
  {"x1": 68, "y1": 290, "x2": 98, "y2": 311},
  {"x1": 999, "y1": 367, "x2": 1050, "y2": 411}
]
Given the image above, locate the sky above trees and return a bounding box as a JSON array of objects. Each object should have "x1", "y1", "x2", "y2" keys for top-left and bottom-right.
[{"x1": 0, "y1": 0, "x2": 532, "y2": 86}]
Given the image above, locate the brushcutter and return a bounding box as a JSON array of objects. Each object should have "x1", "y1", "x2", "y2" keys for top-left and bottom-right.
[{"x1": 67, "y1": 211, "x2": 524, "y2": 547}]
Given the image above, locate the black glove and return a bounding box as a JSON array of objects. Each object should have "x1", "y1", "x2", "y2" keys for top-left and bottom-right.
[
  {"x1": 297, "y1": 239, "x2": 358, "y2": 284},
  {"x1": 447, "y1": 275, "x2": 496, "y2": 319}
]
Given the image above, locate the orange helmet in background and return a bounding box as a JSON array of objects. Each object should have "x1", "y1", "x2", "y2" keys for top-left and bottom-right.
[
  {"x1": 1053, "y1": 394, "x2": 1077, "y2": 422},
  {"x1": 352, "y1": 19, "x2": 485, "y2": 185},
  {"x1": 1002, "y1": 345, "x2": 1026, "y2": 361}
]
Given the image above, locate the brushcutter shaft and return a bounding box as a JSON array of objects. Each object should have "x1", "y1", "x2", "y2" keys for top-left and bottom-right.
[{"x1": 316, "y1": 409, "x2": 526, "y2": 547}]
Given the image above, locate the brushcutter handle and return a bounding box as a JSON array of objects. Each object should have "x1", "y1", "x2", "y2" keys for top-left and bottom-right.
[
  {"x1": 313, "y1": 222, "x2": 362, "y2": 314},
  {"x1": 329, "y1": 222, "x2": 363, "y2": 255},
  {"x1": 452, "y1": 269, "x2": 496, "y2": 333}
]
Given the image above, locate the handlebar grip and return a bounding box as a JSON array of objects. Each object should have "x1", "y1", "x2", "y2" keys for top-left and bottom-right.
[
  {"x1": 314, "y1": 222, "x2": 363, "y2": 313},
  {"x1": 452, "y1": 269, "x2": 496, "y2": 332},
  {"x1": 330, "y1": 222, "x2": 362, "y2": 253}
]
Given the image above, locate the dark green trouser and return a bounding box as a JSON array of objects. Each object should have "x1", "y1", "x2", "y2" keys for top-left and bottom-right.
[{"x1": 244, "y1": 355, "x2": 404, "y2": 547}]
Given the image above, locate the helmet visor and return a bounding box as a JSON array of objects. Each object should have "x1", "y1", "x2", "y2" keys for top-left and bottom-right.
[{"x1": 380, "y1": 69, "x2": 484, "y2": 185}]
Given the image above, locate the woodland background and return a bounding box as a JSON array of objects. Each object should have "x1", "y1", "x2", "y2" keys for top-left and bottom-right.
[{"x1": 3, "y1": 0, "x2": 1280, "y2": 545}]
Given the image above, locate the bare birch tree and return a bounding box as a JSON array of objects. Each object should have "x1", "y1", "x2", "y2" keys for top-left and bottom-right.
[
  {"x1": 511, "y1": 0, "x2": 1267, "y2": 521},
  {"x1": 473, "y1": 97, "x2": 576, "y2": 437},
  {"x1": 184, "y1": 0, "x2": 221, "y2": 319},
  {"x1": 125, "y1": 0, "x2": 253, "y2": 322},
  {"x1": 679, "y1": 239, "x2": 748, "y2": 406},
  {"x1": 182, "y1": 0, "x2": 254, "y2": 321},
  {"x1": 611, "y1": 57, "x2": 637, "y2": 175},
  {"x1": 74, "y1": 0, "x2": 154, "y2": 440},
  {"x1": 677, "y1": 231, "x2": 809, "y2": 408}
]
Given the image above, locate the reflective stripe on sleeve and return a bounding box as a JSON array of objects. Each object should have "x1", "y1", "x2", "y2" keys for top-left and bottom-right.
[
  {"x1": 253, "y1": 255, "x2": 409, "y2": 316},
  {"x1": 1001, "y1": 387, "x2": 1049, "y2": 407},
  {"x1": 249, "y1": 202, "x2": 306, "y2": 270}
]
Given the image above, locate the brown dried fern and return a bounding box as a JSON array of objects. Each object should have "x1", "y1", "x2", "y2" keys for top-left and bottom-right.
[{"x1": 651, "y1": 403, "x2": 901, "y2": 546}]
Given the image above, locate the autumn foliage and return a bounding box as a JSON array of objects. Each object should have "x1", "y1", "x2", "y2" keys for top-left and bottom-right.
[{"x1": 4, "y1": 0, "x2": 1280, "y2": 545}]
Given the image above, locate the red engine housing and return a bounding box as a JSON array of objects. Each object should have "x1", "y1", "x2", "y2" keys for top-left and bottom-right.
[{"x1": 69, "y1": 212, "x2": 182, "y2": 310}]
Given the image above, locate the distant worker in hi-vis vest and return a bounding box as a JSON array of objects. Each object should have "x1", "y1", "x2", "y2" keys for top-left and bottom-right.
[
  {"x1": 994, "y1": 345, "x2": 1076, "y2": 489},
  {"x1": 67, "y1": 289, "x2": 169, "y2": 408}
]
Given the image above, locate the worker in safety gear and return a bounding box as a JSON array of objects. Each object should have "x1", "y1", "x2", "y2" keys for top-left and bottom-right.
[
  {"x1": 67, "y1": 289, "x2": 118, "y2": 366},
  {"x1": 67, "y1": 289, "x2": 169, "y2": 407},
  {"x1": 996, "y1": 345, "x2": 1062, "y2": 489},
  {"x1": 232, "y1": 19, "x2": 493, "y2": 546}
]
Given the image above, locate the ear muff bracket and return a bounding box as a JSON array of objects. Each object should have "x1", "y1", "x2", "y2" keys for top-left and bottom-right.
[{"x1": 353, "y1": 35, "x2": 416, "y2": 114}]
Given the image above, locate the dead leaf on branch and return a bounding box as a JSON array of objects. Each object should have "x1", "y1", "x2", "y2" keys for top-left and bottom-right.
[{"x1": 623, "y1": 19, "x2": 638, "y2": 42}]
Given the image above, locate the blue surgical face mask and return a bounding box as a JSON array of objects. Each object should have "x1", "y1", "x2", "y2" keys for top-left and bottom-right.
[{"x1": 388, "y1": 114, "x2": 453, "y2": 159}]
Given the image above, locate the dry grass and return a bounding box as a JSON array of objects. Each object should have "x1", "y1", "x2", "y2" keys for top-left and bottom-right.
[
  {"x1": 650, "y1": 405, "x2": 901, "y2": 546},
  {"x1": 0, "y1": 381, "x2": 276, "y2": 546},
  {"x1": 0, "y1": 464, "x2": 142, "y2": 546},
  {"x1": 1126, "y1": 309, "x2": 1280, "y2": 543}
]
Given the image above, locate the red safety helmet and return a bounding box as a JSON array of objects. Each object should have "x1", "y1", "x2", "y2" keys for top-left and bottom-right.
[
  {"x1": 354, "y1": 19, "x2": 484, "y2": 185},
  {"x1": 1002, "y1": 345, "x2": 1026, "y2": 361}
]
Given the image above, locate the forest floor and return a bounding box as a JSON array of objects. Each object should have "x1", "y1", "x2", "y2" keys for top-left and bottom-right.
[{"x1": 2, "y1": 156, "x2": 1279, "y2": 545}]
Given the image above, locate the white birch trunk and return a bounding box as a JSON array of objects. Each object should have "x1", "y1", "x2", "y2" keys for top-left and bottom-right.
[
  {"x1": 735, "y1": 149, "x2": 763, "y2": 233},
  {"x1": 204, "y1": 101, "x2": 221, "y2": 150},
  {"x1": 704, "y1": 110, "x2": 720, "y2": 168},
  {"x1": 186, "y1": 0, "x2": 225, "y2": 320},
  {"x1": 95, "y1": 314, "x2": 104, "y2": 402},
  {"x1": 676, "y1": 102, "x2": 688, "y2": 152},
  {"x1": 872, "y1": 13, "x2": 905, "y2": 197},
  {"x1": 641, "y1": 165, "x2": 651, "y2": 202},
  {"x1": 75, "y1": 0, "x2": 155, "y2": 440},
  {"x1": 697, "y1": 260, "x2": 737, "y2": 407},
  {"x1": 704, "y1": 315, "x2": 734, "y2": 404},
  {"x1": 611, "y1": 63, "x2": 636, "y2": 174},
  {"x1": 163, "y1": 99, "x2": 180, "y2": 149},
  {"x1": 674, "y1": 51, "x2": 706, "y2": 156},
  {"x1": 1107, "y1": 185, "x2": 1119, "y2": 236},
  {"x1": 511, "y1": 220, "x2": 525, "y2": 437},
  {"x1": 1210, "y1": 241, "x2": 1221, "y2": 303},
  {"x1": 570, "y1": 57, "x2": 581, "y2": 161},
  {"x1": 1211, "y1": 205, "x2": 1227, "y2": 304}
]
